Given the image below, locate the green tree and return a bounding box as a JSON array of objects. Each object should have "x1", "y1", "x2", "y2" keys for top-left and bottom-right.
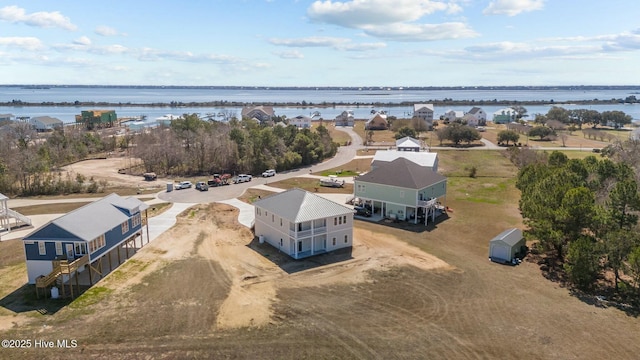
[
  {"x1": 395, "y1": 126, "x2": 417, "y2": 140},
  {"x1": 528, "y1": 126, "x2": 554, "y2": 140},
  {"x1": 564, "y1": 236, "x2": 599, "y2": 290},
  {"x1": 546, "y1": 106, "x2": 570, "y2": 124},
  {"x1": 497, "y1": 130, "x2": 520, "y2": 146},
  {"x1": 601, "y1": 110, "x2": 632, "y2": 129}
]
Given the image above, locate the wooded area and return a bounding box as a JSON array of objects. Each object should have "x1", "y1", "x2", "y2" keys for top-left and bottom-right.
[
  {"x1": 516, "y1": 149, "x2": 640, "y2": 301},
  {"x1": 0, "y1": 114, "x2": 337, "y2": 196}
]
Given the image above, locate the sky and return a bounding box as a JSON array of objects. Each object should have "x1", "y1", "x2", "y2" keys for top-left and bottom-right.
[{"x1": 1, "y1": 0, "x2": 639, "y2": 87}]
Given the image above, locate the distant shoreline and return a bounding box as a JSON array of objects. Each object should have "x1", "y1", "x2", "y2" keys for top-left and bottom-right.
[{"x1": 1, "y1": 98, "x2": 637, "y2": 108}]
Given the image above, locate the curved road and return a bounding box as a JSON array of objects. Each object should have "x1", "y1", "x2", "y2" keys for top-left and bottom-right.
[{"x1": 157, "y1": 126, "x2": 363, "y2": 204}]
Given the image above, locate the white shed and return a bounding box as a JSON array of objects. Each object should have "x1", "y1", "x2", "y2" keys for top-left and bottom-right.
[{"x1": 489, "y1": 228, "x2": 526, "y2": 264}]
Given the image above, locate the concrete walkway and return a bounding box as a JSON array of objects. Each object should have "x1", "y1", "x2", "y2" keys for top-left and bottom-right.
[{"x1": 146, "y1": 202, "x2": 196, "y2": 242}]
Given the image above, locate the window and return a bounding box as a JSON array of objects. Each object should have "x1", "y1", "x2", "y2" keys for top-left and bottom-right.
[
  {"x1": 75, "y1": 242, "x2": 86, "y2": 255},
  {"x1": 89, "y1": 234, "x2": 106, "y2": 253},
  {"x1": 121, "y1": 220, "x2": 129, "y2": 234},
  {"x1": 55, "y1": 242, "x2": 63, "y2": 256},
  {"x1": 280, "y1": 239, "x2": 283, "y2": 246},
  {"x1": 357, "y1": 184, "x2": 366, "y2": 193},
  {"x1": 334, "y1": 217, "x2": 337, "y2": 226},
  {"x1": 332, "y1": 238, "x2": 336, "y2": 246},
  {"x1": 338, "y1": 217, "x2": 342, "y2": 225},
  {"x1": 38, "y1": 241, "x2": 46, "y2": 256},
  {"x1": 344, "y1": 235, "x2": 348, "y2": 243},
  {"x1": 280, "y1": 219, "x2": 283, "y2": 226},
  {"x1": 132, "y1": 213, "x2": 141, "y2": 227},
  {"x1": 343, "y1": 215, "x2": 347, "y2": 224},
  {"x1": 272, "y1": 214, "x2": 274, "y2": 222},
  {"x1": 400, "y1": 191, "x2": 405, "y2": 198}
]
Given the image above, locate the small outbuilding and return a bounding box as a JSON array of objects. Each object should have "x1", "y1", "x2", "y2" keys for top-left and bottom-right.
[{"x1": 489, "y1": 228, "x2": 526, "y2": 264}]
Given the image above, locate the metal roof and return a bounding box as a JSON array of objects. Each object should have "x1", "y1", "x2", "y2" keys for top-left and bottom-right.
[
  {"x1": 395, "y1": 137, "x2": 421, "y2": 148},
  {"x1": 490, "y1": 228, "x2": 523, "y2": 246},
  {"x1": 358, "y1": 158, "x2": 446, "y2": 189},
  {"x1": 372, "y1": 150, "x2": 438, "y2": 168},
  {"x1": 253, "y1": 188, "x2": 353, "y2": 223},
  {"x1": 24, "y1": 193, "x2": 148, "y2": 242}
]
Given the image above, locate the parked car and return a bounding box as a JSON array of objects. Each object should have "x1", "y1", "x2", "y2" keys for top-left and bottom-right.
[
  {"x1": 176, "y1": 181, "x2": 192, "y2": 189},
  {"x1": 235, "y1": 174, "x2": 252, "y2": 183},
  {"x1": 354, "y1": 205, "x2": 372, "y2": 217},
  {"x1": 262, "y1": 169, "x2": 276, "y2": 177},
  {"x1": 195, "y1": 181, "x2": 208, "y2": 191}
]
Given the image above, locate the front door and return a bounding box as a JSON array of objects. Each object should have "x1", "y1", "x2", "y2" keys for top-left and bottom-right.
[{"x1": 66, "y1": 244, "x2": 74, "y2": 259}]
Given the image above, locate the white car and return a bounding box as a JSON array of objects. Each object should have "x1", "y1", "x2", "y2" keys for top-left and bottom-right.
[
  {"x1": 176, "y1": 181, "x2": 192, "y2": 189},
  {"x1": 262, "y1": 169, "x2": 276, "y2": 177},
  {"x1": 235, "y1": 174, "x2": 252, "y2": 183}
]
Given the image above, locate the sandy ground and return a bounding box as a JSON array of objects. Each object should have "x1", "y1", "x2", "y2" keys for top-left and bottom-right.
[
  {"x1": 62, "y1": 156, "x2": 165, "y2": 190},
  {"x1": 96, "y1": 203, "x2": 451, "y2": 330}
]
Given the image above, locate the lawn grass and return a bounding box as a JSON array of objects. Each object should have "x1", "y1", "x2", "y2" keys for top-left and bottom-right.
[
  {"x1": 238, "y1": 188, "x2": 277, "y2": 204},
  {"x1": 437, "y1": 150, "x2": 517, "y2": 178},
  {"x1": 267, "y1": 177, "x2": 353, "y2": 194}
]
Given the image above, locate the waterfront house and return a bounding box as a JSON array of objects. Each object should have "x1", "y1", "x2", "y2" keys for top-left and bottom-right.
[
  {"x1": 253, "y1": 188, "x2": 354, "y2": 259},
  {"x1": 365, "y1": 112, "x2": 388, "y2": 130},
  {"x1": 75, "y1": 110, "x2": 117, "y2": 129},
  {"x1": 467, "y1": 107, "x2": 487, "y2": 125},
  {"x1": 354, "y1": 158, "x2": 447, "y2": 224},
  {"x1": 444, "y1": 110, "x2": 464, "y2": 123},
  {"x1": 413, "y1": 104, "x2": 435, "y2": 129},
  {"x1": 242, "y1": 106, "x2": 275, "y2": 124},
  {"x1": 23, "y1": 193, "x2": 149, "y2": 297},
  {"x1": 30, "y1": 116, "x2": 64, "y2": 132},
  {"x1": 0, "y1": 113, "x2": 14, "y2": 123},
  {"x1": 155, "y1": 114, "x2": 182, "y2": 127},
  {"x1": 289, "y1": 115, "x2": 312, "y2": 129},
  {"x1": 492, "y1": 108, "x2": 517, "y2": 124},
  {"x1": 335, "y1": 110, "x2": 355, "y2": 126}
]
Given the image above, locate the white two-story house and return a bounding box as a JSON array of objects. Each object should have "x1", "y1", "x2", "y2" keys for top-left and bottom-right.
[{"x1": 253, "y1": 188, "x2": 354, "y2": 259}]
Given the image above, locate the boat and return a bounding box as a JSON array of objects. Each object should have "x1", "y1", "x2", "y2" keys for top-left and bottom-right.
[{"x1": 319, "y1": 175, "x2": 345, "y2": 188}]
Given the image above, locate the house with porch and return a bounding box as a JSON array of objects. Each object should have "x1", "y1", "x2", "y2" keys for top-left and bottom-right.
[
  {"x1": 354, "y1": 158, "x2": 447, "y2": 225},
  {"x1": 335, "y1": 110, "x2": 355, "y2": 126},
  {"x1": 444, "y1": 110, "x2": 464, "y2": 123},
  {"x1": 395, "y1": 136, "x2": 421, "y2": 152},
  {"x1": 30, "y1": 116, "x2": 64, "y2": 132},
  {"x1": 289, "y1": 115, "x2": 312, "y2": 129},
  {"x1": 241, "y1": 106, "x2": 275, "y2": 124},
  {"x1": 365, "y1": 112, "x2": 388, "y2": 130},
  {"x1": 413, "y1": 104, "x2": 435, "y2": 129},
  {"x1": 467, "y1": 107, "x2": 487, "y2": 126},
  {"x1": 22, "y1": 193, "x2": 149, "y2": 298},
  {"x1": 253, "y1": 188, "x2": 353, "y2": 259},
  {"x1": 493, "y1": 108, "x2": 516, "y2": 124}
]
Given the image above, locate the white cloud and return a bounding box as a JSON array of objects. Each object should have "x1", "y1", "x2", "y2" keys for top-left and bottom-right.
[
  {"x1": 483, "y1": 0, "x2": 545, "y2": 17},
  {"x1": 307, "y1": 0, "x2": 475, "y2": 41},
  {"x1": 95, "y1": 25, "x2": 120, "y2": 36},
  {"x1": 363, "y1": 22, "x2": 477, "y2": 41},
  {"x1": 73, "y1": 36, "x2": 92, "y2": 46},
  {"x1": 0, "y1": 5, "x2": 77, "y2": 30},
  {"x1": 0, "y1": 36, "x2": 44, "y2": 51},
  {"x1": 274, "y1": 50, "x2": 305, "y2": 59},
  {"x1": 269, "y1": 36, "x2": 386, "y2": 51}
]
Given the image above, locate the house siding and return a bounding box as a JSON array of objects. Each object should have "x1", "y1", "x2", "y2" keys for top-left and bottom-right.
[{"x1": 355, "y1": 182, "x2": 418, "y2": 207}]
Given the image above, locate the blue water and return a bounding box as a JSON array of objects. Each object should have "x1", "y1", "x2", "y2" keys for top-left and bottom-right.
[{"x1": 1, "y1": 86, "x2": 639, "y2": 124}]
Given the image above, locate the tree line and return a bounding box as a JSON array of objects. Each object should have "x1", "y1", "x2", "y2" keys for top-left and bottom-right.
[
  {"x1": 0, "y1": 114, "x2": 338, "y2": 196},
  {"x1": 516, "y1": 150, "x2": 640, "y2": 300}
]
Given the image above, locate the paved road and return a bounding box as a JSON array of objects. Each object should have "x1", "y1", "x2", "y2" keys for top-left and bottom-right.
[{"x1": 157, "y1": 126, "x2": 362, "y2": 204}]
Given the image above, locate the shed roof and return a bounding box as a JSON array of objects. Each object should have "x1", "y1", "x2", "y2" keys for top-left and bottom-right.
[
  {"x1": 372, "y1": 150, "x2": 437, "y2": 168},
  {"x1": 490, "y1": 228, "x2": 523, "y2": 246},
  {"x1": 24, "y1": 193, "x2": 148, "y2": 242},
  {"x1": 253, "y1": 188, "x2": 353, "y2": 223},
  {"x1": 358, "y1": 158, "x2": 446, "y2": 189},
  {"x1": 396, "y1": 136, "x2": 421, "y2": 148}
]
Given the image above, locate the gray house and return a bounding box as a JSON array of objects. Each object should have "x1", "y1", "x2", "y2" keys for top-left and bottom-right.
[
  {"x1": 354, "y1": 158, "x2": 447, "y2": 224},
  {"x1": 30, "y1": 116, "x2": 64, "y2": 132}
]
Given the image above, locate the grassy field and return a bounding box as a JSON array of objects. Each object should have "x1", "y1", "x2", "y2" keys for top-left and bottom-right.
[{"x1": 1, "y1": 149, "x2": 639, "y2": 359}]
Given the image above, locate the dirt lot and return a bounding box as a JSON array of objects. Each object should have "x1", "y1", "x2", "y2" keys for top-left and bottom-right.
[{"x1": 1, "y1": 195, "x2": 639, "y2": 359}]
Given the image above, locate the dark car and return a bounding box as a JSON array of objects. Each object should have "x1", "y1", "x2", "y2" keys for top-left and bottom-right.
[{"x1": 354, "y1": 206, "x2": 371, "y2": 217}]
